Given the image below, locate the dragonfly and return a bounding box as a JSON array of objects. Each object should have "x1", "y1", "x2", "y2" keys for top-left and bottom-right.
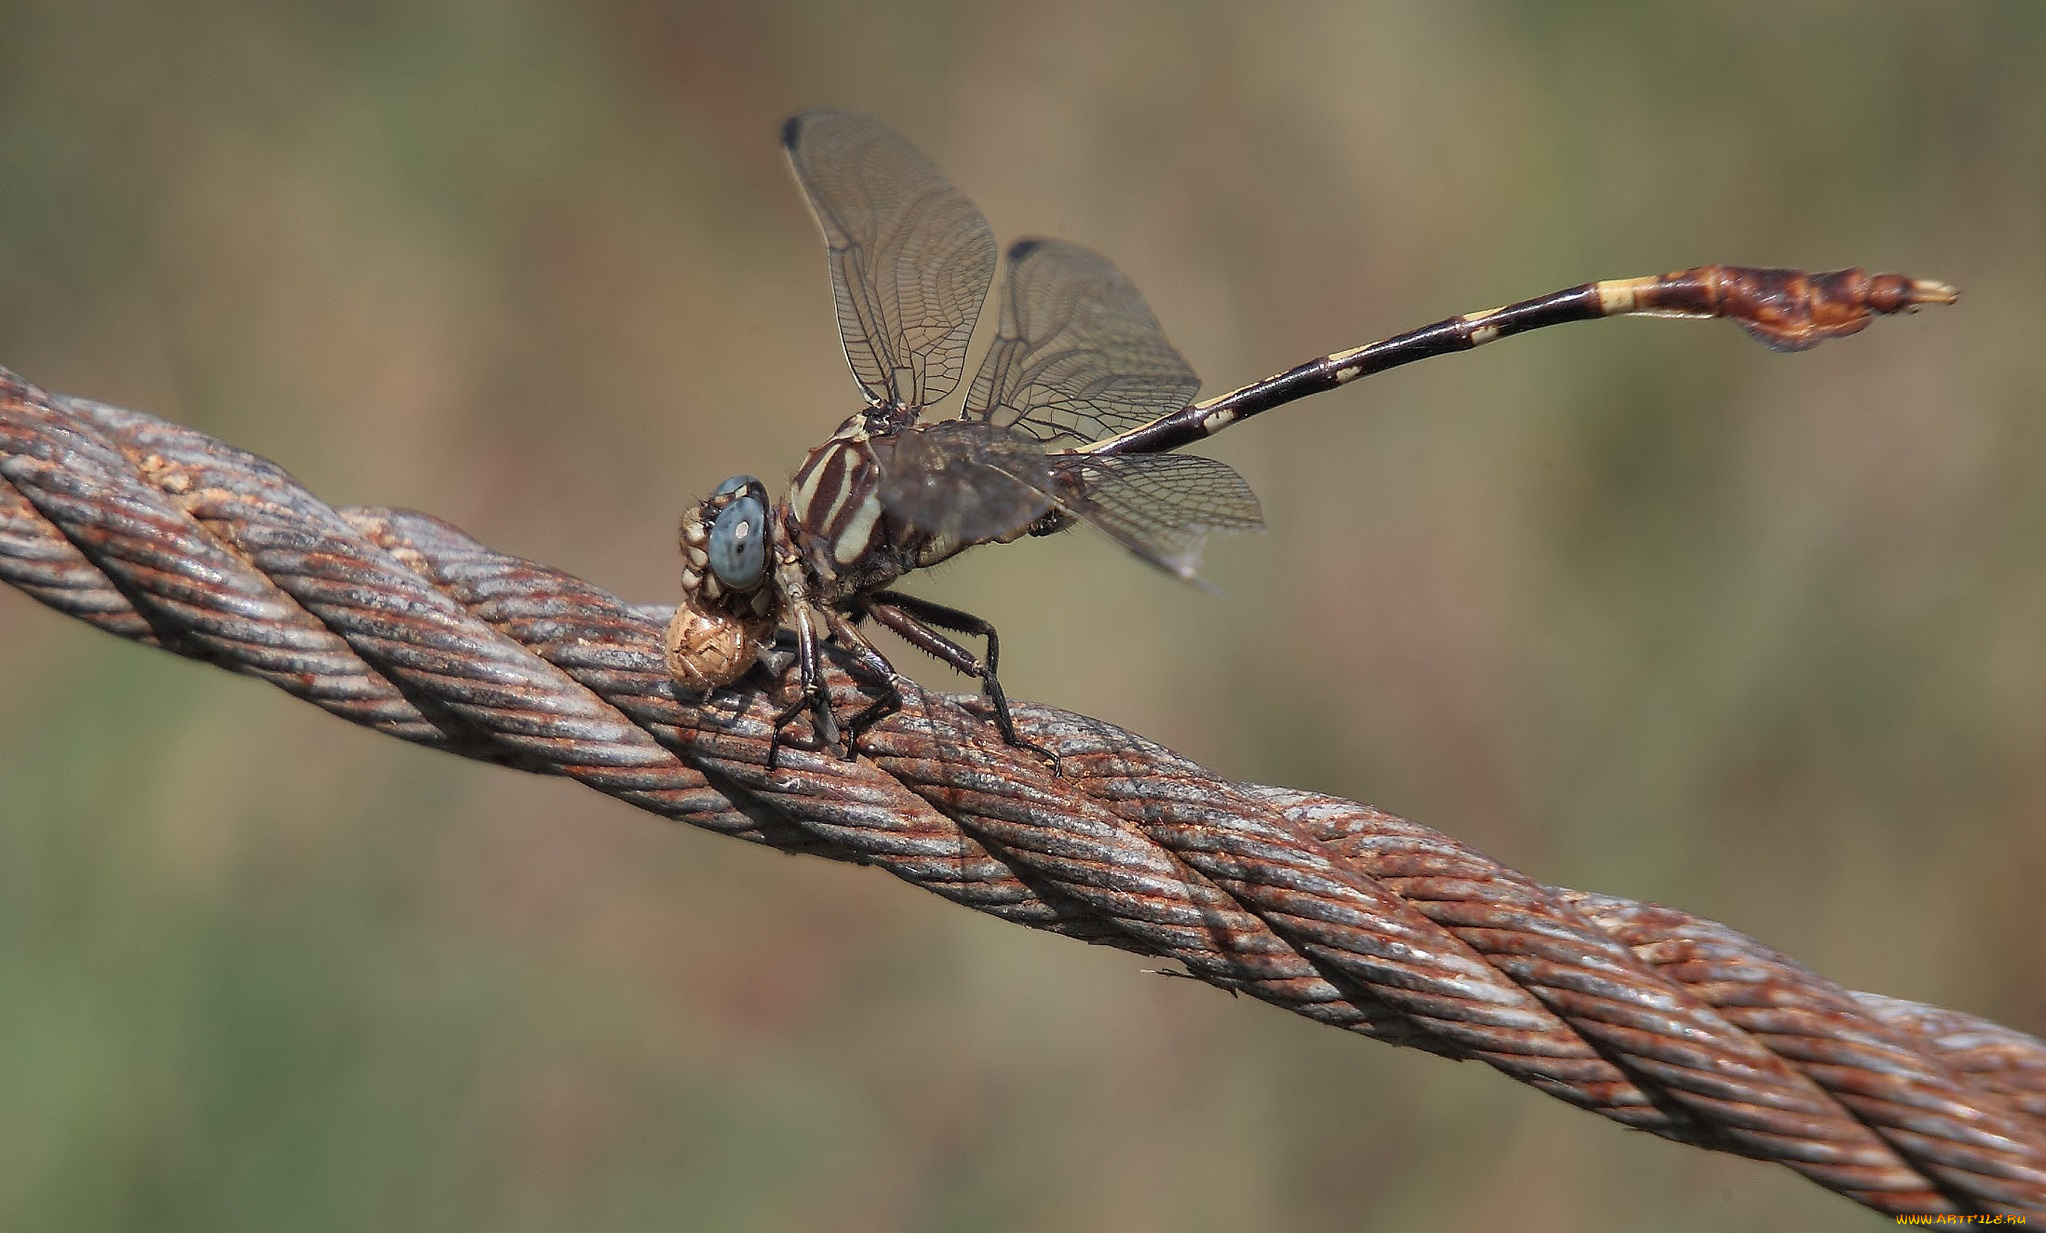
[{"x1": 664, "y1": 109, "x2": 1955, "y2": 760}]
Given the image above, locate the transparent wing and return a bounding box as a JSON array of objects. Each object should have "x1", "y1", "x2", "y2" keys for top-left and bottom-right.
[
  {"x1": 965, "y1": 238, "x2": 1201, "y2": 449},
  {"x1": 873, "y1": 428, "x2": 1261, "y2": 582},
  {"x1": 1044, "y1": 452, "x2": 1264, "y2": 580},
  {"x1": 873, "y1": 421, "x2": 1058, "y2": 547},
  {"x1": 783, "y1": 110, "x2": 997, "y2": 413}
]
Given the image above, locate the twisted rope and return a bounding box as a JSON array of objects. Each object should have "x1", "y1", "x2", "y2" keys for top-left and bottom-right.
[{"x1": 3, "y1": 368, "x2": 2042, "y2": 1219}]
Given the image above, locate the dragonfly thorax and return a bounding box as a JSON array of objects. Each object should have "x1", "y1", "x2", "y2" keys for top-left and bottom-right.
[{"x1": 787, "y1": 430, "x2": 892, "y2": 573}]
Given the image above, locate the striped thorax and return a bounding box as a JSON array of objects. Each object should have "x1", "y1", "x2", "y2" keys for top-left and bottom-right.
[
  {"x1": 786, "y1": 414, "x2": 899, "y2": 595},
  {"x1": 782, "y1": 413, "x2": 1004, "y2": 602}
]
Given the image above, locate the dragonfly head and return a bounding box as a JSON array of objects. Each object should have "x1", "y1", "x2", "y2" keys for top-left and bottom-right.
[
  {"x1": 667, "y1": 475, "x2": 779, "y2": 693},
  {"x1": 700, "y1": 474, "x2": 774, "y2": 594}
]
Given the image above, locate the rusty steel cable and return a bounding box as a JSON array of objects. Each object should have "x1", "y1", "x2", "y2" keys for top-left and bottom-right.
[{"x1": 2, "y1": 367, "x2": 2043, "y2": 1220}]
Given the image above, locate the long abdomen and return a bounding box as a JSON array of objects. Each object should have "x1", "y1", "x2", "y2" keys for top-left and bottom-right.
[{"x1": 1088, "y1": 265, "x2": 1957, "y2": 456}]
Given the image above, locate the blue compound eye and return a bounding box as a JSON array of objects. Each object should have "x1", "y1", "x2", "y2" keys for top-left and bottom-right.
[
  {"x1": 712, "y1": 474, "x2": 758, "y2": 499},
  {"x1": 708, "y1": 489, "x2": 769, "y2": 591}
]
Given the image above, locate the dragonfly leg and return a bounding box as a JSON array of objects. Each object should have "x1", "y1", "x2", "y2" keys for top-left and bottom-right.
[
  {"x1": 821, "y1": 608, "x2": 907, "y2": 753},
  {"x1": 864, "y1": 591, "x2": 1060, "y2": 773},
  {"x1": 770, "y1": 602, "x2": 838, "y2": 763}
]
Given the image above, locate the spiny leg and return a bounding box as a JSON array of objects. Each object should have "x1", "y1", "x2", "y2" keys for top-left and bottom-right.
[
  {"x1": 864, "y1": 590, "x2": 1058, "y2": 769},
  {"x1": 1084, "y1": 265, "x2": 1958, "y2": 457},
  {"x1": 771, "y1": 602, "x2": 838, "y2": 761},
  {"x1": 819, "y1": 606, "x2": 906, "y2": 757}
]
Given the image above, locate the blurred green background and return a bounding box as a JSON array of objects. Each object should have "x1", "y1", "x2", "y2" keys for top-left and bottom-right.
[{"x1": 2, "y1": 1, "x2": 2042, "y2": 1228}]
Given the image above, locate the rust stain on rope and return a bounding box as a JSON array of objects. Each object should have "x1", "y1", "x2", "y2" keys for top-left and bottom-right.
[{"x1": 2, "y1": 368, "x2": 2042, "y2": 1219}]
